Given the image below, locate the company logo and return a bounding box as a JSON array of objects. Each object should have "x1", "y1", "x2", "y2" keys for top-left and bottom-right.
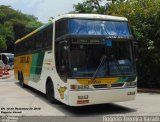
[
  {"x1": 88, "y1": 79, "x2": 101, "y2": 84},
  {"x1": 20, "y1": 56, "x2": 30, "y2": 63},
  {"x1": 58, "y1": 86, "x2": 67, "y2": 99}
]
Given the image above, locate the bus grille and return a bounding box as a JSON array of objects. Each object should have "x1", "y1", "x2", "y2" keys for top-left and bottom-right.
[
  {"x1": 111, "y1": 83, "x2": 124, "y2": 88},
  {"x1": 93, "y1": 84, "x2": 108, "y2": 88},
  {"x1": 93, "y1": 83, "x2": 124, "y2": 89}
]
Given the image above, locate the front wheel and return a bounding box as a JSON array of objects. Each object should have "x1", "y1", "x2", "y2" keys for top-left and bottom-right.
[{"x1": 46, "y1": 81, "x2": 58, "y2": 103}]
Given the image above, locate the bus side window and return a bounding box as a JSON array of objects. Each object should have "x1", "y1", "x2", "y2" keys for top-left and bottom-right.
[
  {"x1": 35, "y1": 32, "x2": 43, "y2": 50},
  {"x1": 28, "y1": 37, "x2": 32, "y2": 52},
  {"x1": 19, "y1": 42, "x2": 24, "y2": 53},
  {"x1": 43, "y1": 29, "x2": 48, "y2": 48},
  {"x1": 2, "y1": 54, "x2": 8, "y2": 65},
  {"x1": 47, "y1": 25, "x2": 53, "y2": 47},
  {"x1": 44, "y1": 24, "x2": 53, "y2": 49},
  {"x1": 24, "y1": 40, "x2": 28, "y2": 52}
]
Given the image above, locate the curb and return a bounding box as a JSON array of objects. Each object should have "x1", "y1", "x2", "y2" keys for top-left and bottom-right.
[{"x1": 138, "y1": 88, "x2": 160, "y2": 94}]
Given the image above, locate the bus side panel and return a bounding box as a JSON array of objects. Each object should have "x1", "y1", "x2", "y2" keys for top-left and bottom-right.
[
  {"x1": 14, "y1": 54, "x2": 32, "y2": 84},
  {"x1": 28, "y1": 50, "x2": 69, "y2": 106},
  {"x1": 29, "y1": 52, "x2": 45, "y2": 83},
  {"x1": 14, "y1": 56, "x2": 19, "y2": 80},
  {"x1": 28, "y1": 50, "x2": 54, "y2": 94}
]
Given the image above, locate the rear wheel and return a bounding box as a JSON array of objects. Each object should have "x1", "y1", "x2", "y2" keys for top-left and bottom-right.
[
  {"x1": 19, "y1": 72, "x2": 26, "y2": 88},
  {"x1": 46, "y1": 81, "x2": 58, "y2": 103}
]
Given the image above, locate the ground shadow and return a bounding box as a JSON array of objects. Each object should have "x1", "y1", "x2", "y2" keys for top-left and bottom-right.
[{"x1": 15, "y1": 82, "x2": 137, "y2": 116}]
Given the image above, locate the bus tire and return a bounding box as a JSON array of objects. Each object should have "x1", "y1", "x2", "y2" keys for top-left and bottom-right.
[
  {"x1": 19, "y1": 72, "x2": 26, "y2": 88},
  {"x1": 46, "y1": 80, "x2": 58, "y2": 103}
]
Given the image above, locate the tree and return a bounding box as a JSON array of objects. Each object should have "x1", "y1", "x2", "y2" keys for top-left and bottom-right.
[
  {"x1": 74, "y1": 0, "x2": 109, "y2": 14},
  {"x1": 107, "y1": 0, "x2": 160, "y2": 87},
  {"x1": 74, "y1": 0, "x2": 160, "y2": 88},
  {"x1": 0, "y1": 36, "x2": 7, "y2": 51},
  {"x1": 0, "y1": 5, "x2": 42, "y2": 53},
  {"x1": 74, "y1": 0, "x2": 126, "y2": 14},
  {"x1": 107, "y1": 0, "x2": 160, "y2": 49}
]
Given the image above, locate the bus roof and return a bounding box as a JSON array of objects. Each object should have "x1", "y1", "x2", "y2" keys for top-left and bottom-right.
[
  {"x1": 15, "y1": 14, "x2": 128, "y2": 44},
  {"x1": 54, "y1": 14, "x2": 128, "y2": 22}
]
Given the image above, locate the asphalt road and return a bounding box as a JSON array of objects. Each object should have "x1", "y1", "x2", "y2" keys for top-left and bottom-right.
[{"x1": 0, "y1": 75, "x2": 160, "y2": 117}]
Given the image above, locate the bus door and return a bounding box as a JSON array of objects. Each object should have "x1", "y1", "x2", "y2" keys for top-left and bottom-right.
[{"x1": 56, "y1": 41, "x2": 70, "y2": 82}]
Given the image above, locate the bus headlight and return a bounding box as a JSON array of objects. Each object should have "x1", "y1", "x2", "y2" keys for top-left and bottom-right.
[
  {"x1": 78, "y1": 85, "x2": 89, "y2": 89},
  {"x1": 126, "y1": 81, "x2": 137, "y2": 87}
]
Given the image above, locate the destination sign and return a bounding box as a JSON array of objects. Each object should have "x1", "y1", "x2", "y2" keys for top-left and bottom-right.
[{"x1": 72, "y1": 40, "x2": 101, "y2": 44}]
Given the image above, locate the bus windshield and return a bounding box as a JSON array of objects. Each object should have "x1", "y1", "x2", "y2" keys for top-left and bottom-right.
[
  {"x1": 69, "y1": 39, "x2": 135, "y2": 78},
  {"x1": 68, "y1": 19, "x2": 131, "y2": 37}
]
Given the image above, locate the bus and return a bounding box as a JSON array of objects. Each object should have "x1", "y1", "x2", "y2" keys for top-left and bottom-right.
[
  {"x1": 14, "y1": 14, "x2": 137, "y2": 106},
  {"x1": 0, "y1": 53, "x2": 14, "y2": 70}
]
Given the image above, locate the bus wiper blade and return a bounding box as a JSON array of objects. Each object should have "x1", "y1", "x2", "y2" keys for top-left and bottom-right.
[
  {"x1": 92, "y1": 55, "x2": 107, "y2": 80},
  {"x1": 111, "y1": 55, "x2": 125, "y2": 76}
]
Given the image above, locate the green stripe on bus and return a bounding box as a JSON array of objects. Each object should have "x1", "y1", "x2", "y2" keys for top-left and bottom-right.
[{"x1": 29, "y1": 52, "x2": 45, "y2": 82}]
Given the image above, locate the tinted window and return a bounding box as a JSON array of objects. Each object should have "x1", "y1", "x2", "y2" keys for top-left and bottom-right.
[
  {"x1": 55, "y1": 19, "x2": 68, "y2": 39},
  {"x1": 15, "y1": 23, "x2": 53, "y2": 55}
]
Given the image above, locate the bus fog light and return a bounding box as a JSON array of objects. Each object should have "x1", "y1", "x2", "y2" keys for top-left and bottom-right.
[
  {"x1": 84, "y1": 85, "x2": 89, "y2": 89},
  {"x1": 77, "y1": 85, "x2": 83, "y2": 89},
  {"x1": 70, "y1": 85, "x2": 90, "y2": 90}
]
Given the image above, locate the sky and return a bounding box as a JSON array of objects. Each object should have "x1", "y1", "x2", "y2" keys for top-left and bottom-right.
[{"x1": 0, "y1": 0, "x2": 83, "y2": 23}]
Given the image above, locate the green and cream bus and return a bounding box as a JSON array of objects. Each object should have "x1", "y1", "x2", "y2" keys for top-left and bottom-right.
[{"x1": 14, "y1": 14, "x2": 137, "y2": 106}]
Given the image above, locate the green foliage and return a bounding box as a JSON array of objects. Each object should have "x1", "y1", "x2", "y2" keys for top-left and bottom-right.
[
  {"x1": 0, "y1": 36, "x2": 7, "y2": 50},
  {"x1": 74, "y1": 0, "x2": 126, "y2": 14},
  {"x1": 74, "y1": 0, "x2": 160, "y2": 88},
  {"x1": 107, "y1": 0, "x2": 160, "y2": 49},
  {"x1": 74, "y1": 0, "x2": 109, "y2": 14},
  {"x1": 107, "y1": 0, "x2": 160, "y2": 87},
  {"x1": 0, "y1": 5, "x2": 42, "y2": 52}
]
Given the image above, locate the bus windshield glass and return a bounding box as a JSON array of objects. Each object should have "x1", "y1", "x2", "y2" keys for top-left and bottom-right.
[
  {"x1": 68, "y1": 19, "x2": 131, "y2": 37},
  {"x1": 69, "y1": 39, "x2": 135, "y2": 78}
]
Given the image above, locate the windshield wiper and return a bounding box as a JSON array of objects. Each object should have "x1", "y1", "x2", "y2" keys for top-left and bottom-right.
[
  {"x1": 92, "y1": 55, "x2": 107, "y2": 79},
  {"x1": 110, "y1": 54, "x2": 125, "y2": 76}
]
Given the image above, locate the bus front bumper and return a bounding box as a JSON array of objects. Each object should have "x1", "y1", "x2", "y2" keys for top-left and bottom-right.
[{"x1": 68, "y1": 87, "x2": 137, "y2": 106}]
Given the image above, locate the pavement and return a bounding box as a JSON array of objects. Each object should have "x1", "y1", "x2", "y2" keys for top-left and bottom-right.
[
  {"x1": 138, "y1": 88, "x2": 160, "y2": 94},
  {"x1": 0, "y1": 75, "x2": 160, "y2": 117}
]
